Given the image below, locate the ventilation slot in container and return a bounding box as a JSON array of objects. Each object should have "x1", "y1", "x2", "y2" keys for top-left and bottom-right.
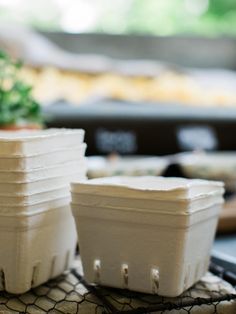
[
  {"x1": 49, "y1": 256, "x2": 57, "y2": 278},
  {"x1": 31, "y1": 264, "x2": 40, "y2": 287},
  {"x1": 93, "y1": 259, "x2": 101, "y2": 284},
  {"x1": 121, "y1": 263, "x2": 129, "y2": 288},
  {"x1": 64, "y1": 250, "x2": 71, "y2": 271},
  {"x1": 0, "y1": 270, "x2": 5, "y2": 291},
  {"x1": 151, "y1": 267, "x2": 159, "y2": 294}
]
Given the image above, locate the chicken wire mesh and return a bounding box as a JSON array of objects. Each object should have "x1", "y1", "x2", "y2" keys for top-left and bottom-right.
[{"x1": 0, "y1": 257, "x2": 236, "y2": 314}]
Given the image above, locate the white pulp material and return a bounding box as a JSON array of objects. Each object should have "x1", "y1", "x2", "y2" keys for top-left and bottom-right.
[
  {"x1": 0, "y1": 188, "x2": 71, "y2": 207},
  {"x1": 0, "y1": 173, "x2": 85, "y2": 195},
  {"x1": 0, "y1": 197, "x2": 70, "y2": 216},
  {"x1": 0, "y1": 144, "x2": 86, "y2": 171},
  {"x1": 71, "y1": 176, "x2": 224, "y2": 297},
  {"x1": 71, "y1": 176, "x2": 224, "y2": 201},
  {"x1": 0, "y1": 159, "x2": 87, "y2": 183},
  {"x1": 0, "y1": 128, "x2": 84, "y2": 156},
  {"x1": 0, "y1": 205, "x2": 77, "y2": 294},
  {"x1": 71, "y1": 191, "x2": 223, "y2": 215}
]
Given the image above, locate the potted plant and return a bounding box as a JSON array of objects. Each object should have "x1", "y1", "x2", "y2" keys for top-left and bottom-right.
[{"x1": 0, "y1": 50, "x2": 43, "y2": 130}]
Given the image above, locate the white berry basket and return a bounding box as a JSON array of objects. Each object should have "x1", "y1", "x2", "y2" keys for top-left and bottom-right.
[
  {"x1": 0, "y1": 128, "x2": 88, "y2": 294},
  {"x1": 71, "y1": 176, "x2": 224, "y2": 297},
  {"x1": 0, "y1": 205, "x2": 77, "y2": 294}
]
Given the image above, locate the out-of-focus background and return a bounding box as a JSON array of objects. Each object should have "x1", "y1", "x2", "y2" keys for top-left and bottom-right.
[
  {"x1": 1, "y1": 0, "x2": 236, "y2": 154},
  {"x1": 2, "y1": 0, "x2": 236, "y2": 35},
  {"x1": 1, "y1": 0, "x2": 236, "y2": 158},
  {"x1": 1, "y1": 1, "x2": 235, "y2": 152},
  {"x1": 1, "y1": 0, "x2": 236, "y2": 171}
]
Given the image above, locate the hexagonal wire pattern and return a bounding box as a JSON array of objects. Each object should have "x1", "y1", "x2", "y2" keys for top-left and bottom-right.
[{"x1": 0, "y1": 257, "x2": 236, "y2": 314}]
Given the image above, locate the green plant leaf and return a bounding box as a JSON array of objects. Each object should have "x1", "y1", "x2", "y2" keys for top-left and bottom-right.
[{"x1": 0, "y1": 50, "x2": 43, "y2": 127}]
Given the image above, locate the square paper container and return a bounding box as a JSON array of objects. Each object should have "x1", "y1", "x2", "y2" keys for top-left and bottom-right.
[
  {"x1": 0, "y1": 205, "x2": 77, "y2": 294},
  {"x1": 71, "y1": 177, "x2": 224, "y2": 297},
  {"x1": 0, "y1": 128, "x2": 84, "y2": 156}
]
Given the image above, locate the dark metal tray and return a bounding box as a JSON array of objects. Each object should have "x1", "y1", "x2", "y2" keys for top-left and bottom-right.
[{"x1": 44, "y1": 100, "x2": 236, "y2": 155}]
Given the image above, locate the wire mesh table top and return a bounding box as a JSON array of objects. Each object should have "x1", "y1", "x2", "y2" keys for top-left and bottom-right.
[{"x1": 0, "y1": 257, "x2": 236, "y2": 314}]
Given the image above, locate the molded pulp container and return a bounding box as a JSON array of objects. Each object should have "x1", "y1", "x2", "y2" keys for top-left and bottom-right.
[
  {"x1": 71, "y1": 176, "x2": 224, "y2": 297},
  {"x1": 0, "y1": 128, "x2": 87, "y2": 293},
  {"x1": 0, "y1": 205, "x2": 77, "y2": 294}
]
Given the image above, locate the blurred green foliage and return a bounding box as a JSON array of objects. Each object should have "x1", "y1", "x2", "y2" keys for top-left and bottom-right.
[
  {"x1": 0, "y1": 51, "x2": 43, "y2": 127},
  {"x1": 1, "y1": 0, "x2": 236, "y2": 36},
  {"x1": 95, "y1": 0, "x2": 236, "y2": 36},
  {"x1": 209, "y1": 0, "x2": 236, "y2": 15}
]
